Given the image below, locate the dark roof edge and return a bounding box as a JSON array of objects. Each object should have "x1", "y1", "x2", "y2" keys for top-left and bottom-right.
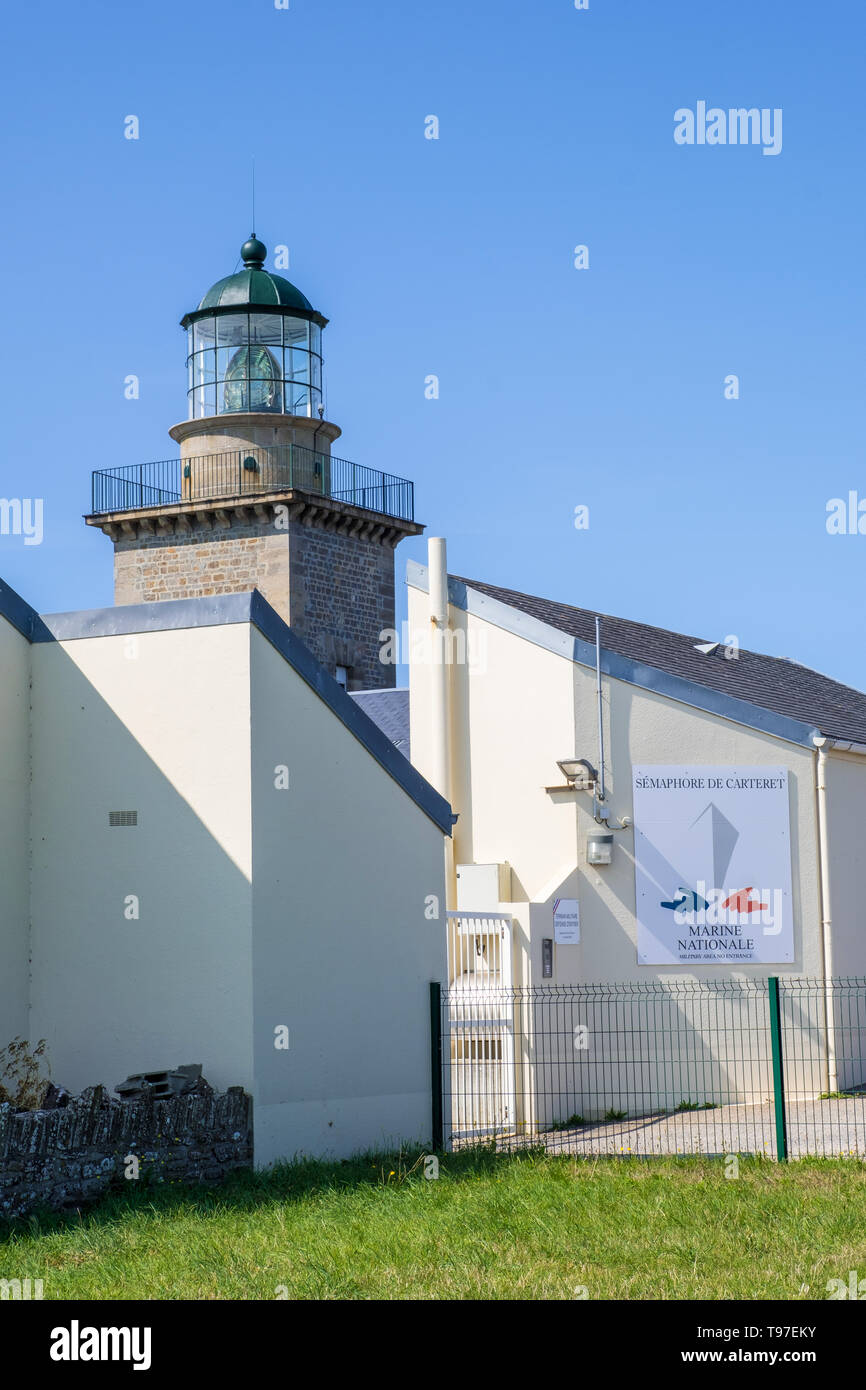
[
  {"x1": 248, "y1": 591, "x2": 452, "y2": 835},
  {"x1": 33, "y1": 587, "x2": 452, "y2": 836},
  {"x1": 0, "y1": 577, "x2": 52, "y2": 641},
  {"x1": 406, "y1": 561, "x2": 820, "y2": 751},
  {"x1": 180, "y1": 302, "x2": 328, "y2": 330}
]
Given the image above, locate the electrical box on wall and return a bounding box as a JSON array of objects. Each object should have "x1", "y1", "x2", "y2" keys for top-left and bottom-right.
[
  {"x1": 456, "y1": 862, "x2": 513, "y2": 909},
  {"x1": 542, "y1": 938, "x2": 553, "y2": 979}
]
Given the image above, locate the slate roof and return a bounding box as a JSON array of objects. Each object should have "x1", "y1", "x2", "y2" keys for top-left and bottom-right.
[
  {"x1": 453, "y1": 576, "x2": 866, "y2": 746},
  {"x1": 350, "y1": 688, "x2": 411, "y2": 758}
]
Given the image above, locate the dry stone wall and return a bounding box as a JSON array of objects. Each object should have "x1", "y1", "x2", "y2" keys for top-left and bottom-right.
[{"x1": 0, "y1": 1083, "x2": 252, "y2": 1219}]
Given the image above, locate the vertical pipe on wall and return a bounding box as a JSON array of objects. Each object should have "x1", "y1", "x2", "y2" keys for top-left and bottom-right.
[
  {"x1": 429, "y1": 537, "x2": 450, "y2": 800},
  {"x1": 813, "y1": 736, "x2": 838, "y2": 1093},
  {"x1": 429, "y1": 537, "x2": 456, "y2": 907},
  {"x1": 595, "y1": 616, "x2": 606, "y2": 805}
]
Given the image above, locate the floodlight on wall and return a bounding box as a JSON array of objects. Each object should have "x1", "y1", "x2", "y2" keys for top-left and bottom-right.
[
  {"x1": 556, "y1": 757, "x2": 597, "y2": 789},
  {"x1": 586, "y1": 832, "x2": 614, "y2": 866}
]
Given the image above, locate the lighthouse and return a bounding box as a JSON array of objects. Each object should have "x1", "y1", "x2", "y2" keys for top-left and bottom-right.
[{"x1": 86, "y1": 235, "x2": 422, "y2": 690}]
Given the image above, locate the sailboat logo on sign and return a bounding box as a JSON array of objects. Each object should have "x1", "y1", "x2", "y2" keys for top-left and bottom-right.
[{"x1": 659, "y1": 802, "x2": 783, "y2": 935}]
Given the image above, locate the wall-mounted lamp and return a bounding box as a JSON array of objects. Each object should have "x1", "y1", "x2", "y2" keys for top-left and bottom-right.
[
  {"x1": 556, "y1": 757, "x2": 597, "y2": 788},
  {"x1": 586, "y1": 832, "x2": 614, "y2": 866}
]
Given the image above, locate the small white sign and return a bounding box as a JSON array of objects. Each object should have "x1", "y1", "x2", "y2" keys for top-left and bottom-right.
[{"x1": 553, "y1": 898, "x2": 580, "y2": 944}]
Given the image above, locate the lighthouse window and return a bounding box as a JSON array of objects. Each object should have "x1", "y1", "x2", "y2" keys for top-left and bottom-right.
[
  {"x1": 284, "y1": 319, "x2": 309, "y2": 350},
  {"x1": 217, "y1": 347, "x2": 236, "y2": 380},
  {"x1": 186, "y1": 314, "x2": 321, "y2": 420},
  {"x1": 249, "y1": 313, "x2": 282, "y2": 345},
  {"x1": 216, "y1": 314, "x2": 245, "y2": 347},
  {"x1": 288, "y1": 350, "x2": 310, "y2": 384},
  {"x1": 193, "y1": 316, "x2": 216, "y2": 353},
  {"x1": 286, "y1": 382, "x2": 312, "y2": 416}
]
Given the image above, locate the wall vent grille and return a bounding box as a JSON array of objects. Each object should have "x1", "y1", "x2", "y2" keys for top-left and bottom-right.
[{"x1": 109, "y1": 811, "x2": 138, "y2": 827}]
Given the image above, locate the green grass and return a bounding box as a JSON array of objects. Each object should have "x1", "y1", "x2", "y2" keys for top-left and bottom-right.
[{"x1": 3, "y1": 1149, "x2": 866, "y2": 1299}]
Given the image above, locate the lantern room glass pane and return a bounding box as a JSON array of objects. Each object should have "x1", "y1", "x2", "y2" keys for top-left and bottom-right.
[
  {"x1": 247, "y1": 348, "x2": 283, "y2": 412},
  {"x1": 284, "y1": 318, "x2": 309, "y2": 350},
  {"x1": 287, "y1": 383, "x2": 311, "y2": 416},
  {"x1": 249, "y1": 313, "x2": 282, "y2": 345},
  {"x1": 289, "y1": 350, "x2": 310, "y2": 384},
  {"x1": 193, "y1": 317, "x2": 216, "y2": 352},
  {"x1": 188, "y1": 310, "x2": 324, "y2": 419},
  {"x1": 216, "y1": 347, "x2": 235, "y2": 381},
  {"x1": 194, "y1": 350, "x2": 216, "y2": 384},
  {"x1": 216, "y1": 314, "x2": 249, "y2": 347}
]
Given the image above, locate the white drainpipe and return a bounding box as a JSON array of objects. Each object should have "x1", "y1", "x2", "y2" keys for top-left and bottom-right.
[
  {"x1": 429, "y1": 538, "x2": 456, "y2": 906},
  {"x1": 429, "y1": 538, "x2": 451, "y2": 801},
  {"x1": 813, "y1": 735, "x2": 838, "y2": 1092}
]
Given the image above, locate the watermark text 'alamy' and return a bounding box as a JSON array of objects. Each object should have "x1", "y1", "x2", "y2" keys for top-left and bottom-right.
[{"x1": 674, "y1": 103, "x2": 782, "y2": 156}]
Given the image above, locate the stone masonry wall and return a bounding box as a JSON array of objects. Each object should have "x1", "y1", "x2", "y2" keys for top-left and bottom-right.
[
  {"x1": 113, "y1": 510, "x2": 396, "y2": 690},
  {"x1": 114, "y1": 521, "x2": 290, "y2": 619},
  {"x1": 287, "y1": 518, "x2": 395, "y2": 690},
  {"x1": 0, "y1": 1085, "x2": 252, "y2": 1220}
]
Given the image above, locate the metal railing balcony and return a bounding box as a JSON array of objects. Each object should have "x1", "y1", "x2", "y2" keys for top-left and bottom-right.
[{"x1": 90, "y1": 443, "x2": 415, "y2": 523}]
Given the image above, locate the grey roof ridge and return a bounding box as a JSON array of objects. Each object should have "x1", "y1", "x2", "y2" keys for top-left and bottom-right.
[
  {"x1": 351, "y1": 686, "x2": 410, "y2": 696},
  {"x1": 405, "y1": 560, "x2": 821, "y2": 750},
  {"x1": 763, "y1": 652, "x2": 866, "y2": 703},
  {"x1": 448, "y1": 574, "x2": 854, "y2": 680},
  {"x1": 5, "y1": 581, "x2": 452, "y2": 836},
  {"x1": 245, "y1": 593, "x2": 448, "y2": 831}
]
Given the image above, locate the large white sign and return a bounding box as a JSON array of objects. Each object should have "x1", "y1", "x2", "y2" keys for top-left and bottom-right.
[{"x1": 633, "y1": 766, "x2": 794, "y2": 965}]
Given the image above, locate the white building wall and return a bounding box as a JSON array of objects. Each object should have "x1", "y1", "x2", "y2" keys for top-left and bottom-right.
[
  {"x1": 0, "y1": 614, "x2": 31, "y2": 1044},
  {"x1": 250, "y1": 628, "x2": 447, "y2": 1164},
  {"x1": 409, "y1": 585, "x2": 831, "y2": 984},
  {"x1": 823, "y1": 749, "x2": 866, "y2": 979},
  {"x1": 28, "y1": 624, "x2": 255, "y2": 1095}
]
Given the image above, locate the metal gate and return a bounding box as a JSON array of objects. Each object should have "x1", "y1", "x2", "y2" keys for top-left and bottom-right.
[{"x1": 444, "y1": 911, "x2": 515, "y2": 1144}]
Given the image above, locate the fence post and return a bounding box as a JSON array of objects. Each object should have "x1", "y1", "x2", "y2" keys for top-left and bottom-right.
[
  {"x1": 768, "y1": 976, "x2": 788, "y2": 1162},
  {"x1": 430, "y1": 981, "x2": 443, "y2": 1151}
]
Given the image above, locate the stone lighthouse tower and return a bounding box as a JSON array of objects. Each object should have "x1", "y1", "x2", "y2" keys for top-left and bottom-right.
[{"x1": 86, "y1": 235, "x2": 422, "y2": 690}]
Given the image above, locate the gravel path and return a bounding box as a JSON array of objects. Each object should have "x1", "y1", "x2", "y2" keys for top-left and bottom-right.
[{"x1": 475, "y1": 1098, "x2": 866, "y2": 1158}]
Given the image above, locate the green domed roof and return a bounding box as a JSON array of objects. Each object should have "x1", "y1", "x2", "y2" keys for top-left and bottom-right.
[
  {"x1": 182, "y1": 237, "x2": 324, "y2": 326},
  {"x1": 198, "y1": 265, "x2": 313, "y2": 312}
]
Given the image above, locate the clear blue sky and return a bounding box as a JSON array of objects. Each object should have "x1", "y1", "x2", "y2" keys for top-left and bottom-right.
[{"x1": 2, "y1": 0, "x2": 864, "y2": 688}]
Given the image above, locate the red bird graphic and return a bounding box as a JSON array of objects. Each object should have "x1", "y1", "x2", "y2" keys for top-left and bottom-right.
[{"x1": 722, "y1": 887, "x2": 768, "y2": 913}]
